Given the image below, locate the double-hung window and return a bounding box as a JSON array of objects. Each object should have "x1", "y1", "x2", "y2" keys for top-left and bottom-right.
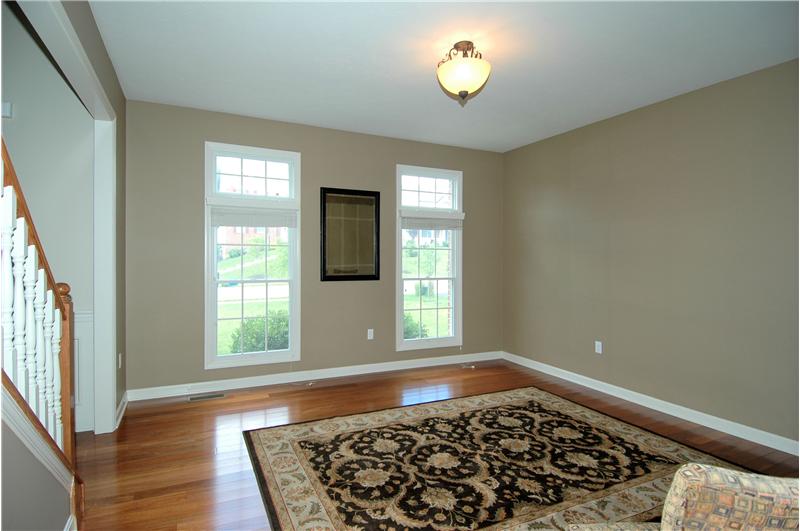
[
  {"x1": 204, "y1": 142, "x2": 301, "y2": 369},
  {"x1": 396, "y1": 164, "x2": 463, "y2": 351}
]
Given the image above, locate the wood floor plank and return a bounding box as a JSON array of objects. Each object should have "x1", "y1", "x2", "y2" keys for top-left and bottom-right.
[{"x1": 77, "y1": 360, "x2": 798, "y2": 530}]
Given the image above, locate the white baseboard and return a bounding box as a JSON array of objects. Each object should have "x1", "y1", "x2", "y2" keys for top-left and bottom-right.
[
  {"x1": 503, "y1": 351, "x2": 799, "y2": 456},
  {"x1": 63, "y1": 513, "x2": 76, "y2": 531},
  {"x1": 125, "y1": 351, "x2": 503, "y2": 401},
  {"x1": 114, "y1": 391, "x2": 128, "y2": 430},
  {"x1": 1, "y1": 385, "x2": 73, "y2": 490},
  {"x1": 123, "y1": 349, "x2": 798, "y2": 456}
]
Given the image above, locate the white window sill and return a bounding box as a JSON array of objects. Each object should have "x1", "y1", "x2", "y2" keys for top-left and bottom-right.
[
  {"x1": 396, "y1": 337, "x2": 462, "y2": 352},
  {"x1": 205, "y1": 350, "x2": 300, "y2": 370}
]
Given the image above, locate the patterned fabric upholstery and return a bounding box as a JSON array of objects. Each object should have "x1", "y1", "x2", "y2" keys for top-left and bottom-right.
[{"x1": 660, "y1": 463, "x2": 799, "y2": 530}]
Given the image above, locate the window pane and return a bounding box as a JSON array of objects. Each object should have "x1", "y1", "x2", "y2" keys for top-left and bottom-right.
[
  {"x1": 435, "y1": 193, "x2": 453, "y2": 209},
  {"x1": 437, "y1": 308, "x2": 453, "y2": 337},
  {"x1": 419, "y1": 249, "x2": 435, "y2": 278},
  {"x1": 216, "y1": 226, "x2": 241, "y2": 246},
  {"x1": 216, "y1": 156, "x2": 241, "y2": 175},
  {"x1": 403, "y1": 311, "x2": 420, "y2": 340},
  {"x1": 242, "y1": 246, "x2": 266, "y2": 280},
  {"x1": 401, "y1": 190, "x2": 418, "y2": 207},
  {"x1": 420, "y1": 230, "x2": 436, "y2": 248},
  {"x1": 268, "y1": 245, "x2": 289, "y2": 280},
  {"x1": 243, "y1": 227, "x2": 266, "y2": 245},
  {"x1": 403, "y1": 280, "x2": 420, "y2": 310},
  {"x1": 436, "y1": 178, "x2": 452, "y2": 194},
  {"x1": 420, "y1": 280, "x2": 436, "y2": 309},
  {"x1": 243, "y1": 159, "x2": 265, "y2": 177},
  {"x1": 268, "y1": 226, "x2": 289, "y2": 245},
  {"x1": 435, "y1": 230, "x2": 450, "y2": 248},
  {"x1": 217, "y1": 319, "x2": 242, "y2": 355},
  {"x1": 402, "y1": 175, "x2": 419, "y2": 190},
  {"x1": 419, "y1": 192, "x2": 436, "y2": 208},
  {"x1": 267, "y1": 178, "x2": 290, "y2": 198},
  {"x1": 268, "y1": 308, "x2": 289, "y2": 351},
  {"x1": 217, "y1": 245, "x2": 242, "y2": 280},
  {"x1": 419, "y1": 177, "x2": 436, "y2": 192},
  {"x1": 243, "y1": 177, "x2": 266, "y2": 196},
  {"x1": 437, "y1": 280, "x2": 452, "y2": 308},
  {"x1": 267, "y1": 161, "x2": 289, "y2": 179},
  {"x1": 268, "y1": 282, "x2": 290, "y2": 351},
  {"x1": 402, "y1": 248, "x2": 419, "y2": 278},
  {"x1": 420, "y1": 309, "x2": 436, "y2": 338},
  {"x1": 243, "y1": 283, "x2": 267, "y2": 317},
  {"x1": 402, "y1": 229, "x2": 418, "y2": 248},
  {"x1": 435, "y1": 249, "x2": 451, "y2": 277},
  {"x1": 268, "y1": 282, "x2": 290, "y2": 314},
  {"x1": 217, "y1": 174, "x2": 241, "y2": 194},
  {"x1": 241, "y1": 317, "x2": 266, "y2": 353},
  {"x1": 217, "y1": 283, "x2": 242, "y2": 319}
]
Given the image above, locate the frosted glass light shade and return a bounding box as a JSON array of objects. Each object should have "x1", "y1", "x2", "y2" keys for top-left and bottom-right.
[{"x1": 436, "y1": 56, "x2": 491, "y2": 100}]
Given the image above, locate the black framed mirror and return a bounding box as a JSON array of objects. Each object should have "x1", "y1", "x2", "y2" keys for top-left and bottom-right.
[{"x1": 320, "y1": 187, "x2": 380, "y2": 281}]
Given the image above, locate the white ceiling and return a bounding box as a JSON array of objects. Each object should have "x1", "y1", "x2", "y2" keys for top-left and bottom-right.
[{"x1": 90, "y1": 2, "x2": 797, "y2": 153}]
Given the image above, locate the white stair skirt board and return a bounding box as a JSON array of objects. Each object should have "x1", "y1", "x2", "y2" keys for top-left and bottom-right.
[
  {"x1": 63, "y1": 514, "x2": 77, "y2": 531},
  {"x1": 123, "y1": 350, "x2": 798, "y2": 456},
  {"x1": 502, "y1": 352, "x2": 799, "y2": 457}
]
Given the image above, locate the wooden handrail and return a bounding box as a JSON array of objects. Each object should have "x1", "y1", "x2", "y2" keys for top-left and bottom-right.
[
  {"x1": 1, "y1": 139, "x2": 76, "y2": 469},
  {"x1": 2, "y1": 142, "x2": 66, "y2": 315}
]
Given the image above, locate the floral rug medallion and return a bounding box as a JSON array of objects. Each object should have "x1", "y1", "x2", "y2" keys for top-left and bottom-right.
[{"x1": 244, "y1": 386, "x2": 730, "y2": 530}]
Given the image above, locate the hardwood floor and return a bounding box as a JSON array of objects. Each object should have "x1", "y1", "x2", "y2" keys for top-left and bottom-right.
[{"x1": 76, "y1": 360, "x2": 798, "y2": 530}]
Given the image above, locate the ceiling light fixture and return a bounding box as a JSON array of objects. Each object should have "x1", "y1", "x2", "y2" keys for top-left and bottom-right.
[{"x1": 436, "y1": 40, "x2": 491, "y2": 104}]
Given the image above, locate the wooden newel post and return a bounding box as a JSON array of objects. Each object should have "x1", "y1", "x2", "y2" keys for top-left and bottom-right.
[{"x1": 57, "y1": 282, "x2": 76, "y2": 469}]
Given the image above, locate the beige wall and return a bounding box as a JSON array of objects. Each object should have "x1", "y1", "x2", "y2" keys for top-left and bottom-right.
[
  {"x1": 503, "y1": 61, "x2": 798, "y2": 439},
  {"x1": 62, "y1": 1, "x2": 128, "y2": 405},
  {"x1": 2, "y1": 422, "x2": 70, "y2": 530},
  {"x1": 125, "y1": 101, "x2": 504, "y2": 388},
  {"x1": 1, "y1": 2, "x2": 94, "y2": 311}
]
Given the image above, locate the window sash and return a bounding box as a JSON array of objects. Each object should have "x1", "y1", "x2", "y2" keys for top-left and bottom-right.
[
  {"x1": 396, "y1": 165, "x2": 463, "y2": 351},
  {"x1": 204, "y1": 142, "x2": 301, "y2": 369}
]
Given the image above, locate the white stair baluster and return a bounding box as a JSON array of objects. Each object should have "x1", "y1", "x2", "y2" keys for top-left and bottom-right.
[
  {"x1": 1, "y1": 186, "x2": 16, "y2": 379},
  {"x1": 52, "y1": 308, "x2": 63, "y2": 449},
  {"x1": 12, "y1": 218, "x2": 27, "y2": 397},
  {"x1": 44, "y1": 290, "x2": 55, "y2": 436},
  {"x1": 34, "y1": 269, "x2": 47, "y2": 424},
  {"x1": 23, "y1": 245, "x2": 37, "y2": 411}
]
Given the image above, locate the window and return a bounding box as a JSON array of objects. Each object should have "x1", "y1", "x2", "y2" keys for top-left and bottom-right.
[
  {"x1": 204, "y1": 142, "x2": 301, "y2": 369},
  {"x1": 396, "y1": 164, "x2": 463, "y2": 351}
]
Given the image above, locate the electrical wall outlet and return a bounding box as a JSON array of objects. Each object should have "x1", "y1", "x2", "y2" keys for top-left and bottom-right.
[
  {"x1": 594, "y1": 341, "x2": 603, "y2": 354},
  {"x1": 367, "y1": 329, "x2": 374, "y2": 340}
]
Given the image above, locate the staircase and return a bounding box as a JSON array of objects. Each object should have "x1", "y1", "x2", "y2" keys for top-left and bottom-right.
[{"x1": 0, "y1": 140, "x2": 83, "y2": 526}]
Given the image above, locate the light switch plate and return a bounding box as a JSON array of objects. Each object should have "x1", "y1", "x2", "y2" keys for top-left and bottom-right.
[{"x1": 594, "y1": 341, "x2": 603, "y2": 354}]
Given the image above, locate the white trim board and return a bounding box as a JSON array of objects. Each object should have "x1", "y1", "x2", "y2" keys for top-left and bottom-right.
[
  {"x1": 1, "y1": 385, "x2": 73, "y2": 490},
  {"x1": 126, "y1": 351, "x2": 502, "y2": 401},
  {"x1": 502, "y1": 352, "x2": 799, "y2": 456},
  {"x1": 63, "y1": 514, "x2": 76, "y2": 531},
  {"x1": 124, "y1": 350, "x2": 798, "y2": 456},
  {"x1": 115, "y1": 392, "x2": 128, "y2": 431}
]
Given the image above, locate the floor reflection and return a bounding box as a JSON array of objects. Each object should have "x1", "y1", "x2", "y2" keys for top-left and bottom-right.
[{"x1": 401, "y1": 383, "x2": 452, "y2": 406}]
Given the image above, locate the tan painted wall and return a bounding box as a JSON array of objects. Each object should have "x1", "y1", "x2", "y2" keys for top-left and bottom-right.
[
  {"x1": 62, "y1": 1, "x2": 128, "y2": 405},
  {"x1": 503, "y1": 61, "x2": 798, "y2": 439},
  {"x1": 125, "y1": 101, "x2": 504, "y2": 388},
  {"x1": 1, "y1": 422, "x2": 70, "y2": 530}
]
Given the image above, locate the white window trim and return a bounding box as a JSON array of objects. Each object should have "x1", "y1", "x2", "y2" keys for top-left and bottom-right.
[
  {"x1": 203, "y1": 141, "x2": 301, "y2": 370},
  {"x1": 395, "y1": 164, "x2": 463, "y2": 352}
]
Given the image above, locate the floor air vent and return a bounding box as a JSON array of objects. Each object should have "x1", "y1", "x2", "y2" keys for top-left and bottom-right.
[{"x1": 188, "y1": 392, "x2": 225, "y2": 401}]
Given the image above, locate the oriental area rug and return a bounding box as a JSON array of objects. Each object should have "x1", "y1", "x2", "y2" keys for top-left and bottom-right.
[{"x1": 244, "y1": 386, "x2": 731, "y2": 530}]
